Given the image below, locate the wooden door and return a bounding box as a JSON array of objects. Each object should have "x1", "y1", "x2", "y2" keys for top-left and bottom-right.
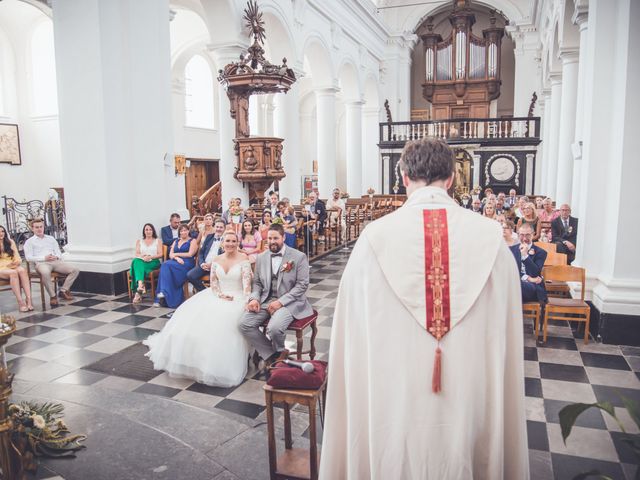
[{"x1": 185, "y1": 160, "x2": 219, "y2": 210}]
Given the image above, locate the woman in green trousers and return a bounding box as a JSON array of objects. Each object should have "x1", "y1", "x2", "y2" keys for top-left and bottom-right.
[{"x1": 131, "y1": 223, "x2": 163, "y2": 303}]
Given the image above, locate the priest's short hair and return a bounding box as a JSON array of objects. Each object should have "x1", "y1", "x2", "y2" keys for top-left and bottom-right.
[{"x1": 399, "y1": 138, "x2": 454, "y2": 185}]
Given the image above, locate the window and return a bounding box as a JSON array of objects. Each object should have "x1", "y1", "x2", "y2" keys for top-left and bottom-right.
[
  {"x1": 31, "y1": 21, "x2": 58, "y2": 116},
  {"x1": 184, "y1": 55, "x2": 215, "y2": 129}
]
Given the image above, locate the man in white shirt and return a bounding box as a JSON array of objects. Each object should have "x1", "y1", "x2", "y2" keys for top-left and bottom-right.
[
  {"x1": 326, "y1": 188, "x2": 346, "y2": 239},
  {"x1": 24, "y1": 218, "x2": 79, "y2": 307}
]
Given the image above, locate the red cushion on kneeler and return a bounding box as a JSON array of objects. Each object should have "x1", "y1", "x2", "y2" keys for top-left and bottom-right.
[
  {"x1": 288, "y1": 311, "x2": 318, "y2": 330},
  {"x1": 266, "y1": 360, "x2": 327, "y2": 389}
]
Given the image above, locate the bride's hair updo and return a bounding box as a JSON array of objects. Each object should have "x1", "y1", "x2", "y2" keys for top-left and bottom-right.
[{"x1": 223, "y1": 228, "x2": 238, "y2": 239}]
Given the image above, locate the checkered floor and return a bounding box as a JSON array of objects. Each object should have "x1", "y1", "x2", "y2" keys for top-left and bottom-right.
[{"x1": 1, "y1": 248, "x2": 639, "y2": 479}]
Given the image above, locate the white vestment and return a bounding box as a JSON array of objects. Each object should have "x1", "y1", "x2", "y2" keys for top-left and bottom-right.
[{"x1": 319, "y1": 186, "x2": 529, "y2": 480}]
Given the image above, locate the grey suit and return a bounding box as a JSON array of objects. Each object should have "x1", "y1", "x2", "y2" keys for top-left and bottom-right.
[{"x1": 240, "y1": 246, "x2": 313, "y2": 359}]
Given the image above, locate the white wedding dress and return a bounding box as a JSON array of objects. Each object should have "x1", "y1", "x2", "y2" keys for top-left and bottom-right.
[{"x1": 143, "y1": 261, "x2": 252, "y2": 387}]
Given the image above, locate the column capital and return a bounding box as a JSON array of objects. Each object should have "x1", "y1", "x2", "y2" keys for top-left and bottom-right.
[
  {"x1": 559, "y1": 48, "x2": 580, "y2": 64},
  {"x1": 572, "y1": 1, "x2": 589, "y2": 29},
  {"x1": 549, "y1": 72, "x2": 563, "y2": 86},
  {"x1": 344, "y1": 99, "x2": 365, "y2": 107},
  {"x1": 314, "y1": 86, "x2": 340, "y2": 97},
  {"x1": 207, "y1": 43, "x2": 249, "y2": 66}
]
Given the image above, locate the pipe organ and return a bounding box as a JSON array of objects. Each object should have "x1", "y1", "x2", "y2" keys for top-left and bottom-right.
[{"x1": 421, "y1": 0, "x2": 505, "y2": 120}]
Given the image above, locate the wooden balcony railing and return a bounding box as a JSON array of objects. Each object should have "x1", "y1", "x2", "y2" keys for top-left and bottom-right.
[{"x1": 379, "y1": 116, "x2": 541, "y2": 146}]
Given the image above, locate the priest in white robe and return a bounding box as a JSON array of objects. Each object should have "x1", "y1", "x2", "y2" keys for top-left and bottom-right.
[{"x1": 319, "y1": 138, "x2": 529, "y2": 479}]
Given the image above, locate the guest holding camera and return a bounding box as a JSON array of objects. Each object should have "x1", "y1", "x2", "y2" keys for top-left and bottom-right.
[
  {"x1": 130, "y1": 223, "x2": 163, "y2": 304},
  {"x1": 0, "y1": 226, "x2": 33, "y2": 312},
  {"x1": 154, "y1": 225, "x2": 197, "y2": 308}
]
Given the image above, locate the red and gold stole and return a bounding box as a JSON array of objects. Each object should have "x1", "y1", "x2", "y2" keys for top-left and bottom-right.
[{"x1": 423, "y1": 209, "x2": 451, "y2": 393}]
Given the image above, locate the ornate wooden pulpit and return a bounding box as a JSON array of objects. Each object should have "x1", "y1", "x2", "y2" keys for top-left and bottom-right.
[{"x1": 218, "y1": 0, "x2": 296, "y2": 203}]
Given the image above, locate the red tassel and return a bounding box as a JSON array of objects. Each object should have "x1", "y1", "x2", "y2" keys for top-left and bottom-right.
[{"x1": 432, "y1": 346, "x2": 442, "y2": 393}]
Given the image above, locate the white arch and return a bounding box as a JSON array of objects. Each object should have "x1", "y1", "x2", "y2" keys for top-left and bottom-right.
[
  {"x1": 337, "y1": 58, "x2": 361, "y2": 101},
  {"x1": 260, "y1": 4, "x2": 298, "y2": 66},
  {"x1": 402, "y1": 0, "x2": 526, "y2": 34},
  {"x1": 301, "y1": 34, "x2": 335, "y2": 87}
]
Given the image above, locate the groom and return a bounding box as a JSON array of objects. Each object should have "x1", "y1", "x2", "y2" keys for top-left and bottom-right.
[{"x1": 241, "y1": 224, "x2": 313, "y2": 366}]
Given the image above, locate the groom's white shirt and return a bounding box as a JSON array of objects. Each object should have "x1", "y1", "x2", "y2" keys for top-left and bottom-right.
[
  {"x1": 270, "y1": 245, "x2": 285, "y2": 273},
  {"x1": 320, "y1": 186, "x2": 529, "y2": 480}
]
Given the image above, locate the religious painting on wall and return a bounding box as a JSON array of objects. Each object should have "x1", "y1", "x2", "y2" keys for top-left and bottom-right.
[
  {"x1": 453, "y1": 149, "x2": 473, "y2": 201},
  {"x1": 302, "y1": 175, "x2": 318, "y2": 198},
  {"x1": 0, "y1": 123, "x2": 21, "y2": 165}
]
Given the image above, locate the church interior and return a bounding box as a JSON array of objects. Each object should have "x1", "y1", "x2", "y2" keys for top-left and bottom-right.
[{"x1": 0, "y1": 0, "x2": 638, "y2": 478}]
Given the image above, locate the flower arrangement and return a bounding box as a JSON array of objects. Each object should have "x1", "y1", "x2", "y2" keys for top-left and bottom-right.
[
  {"x1": 281, "y1": 261, "x2": 295, "y2": 273},
  {"x1": 9, "y1": 401, "x2": 86, "y2": 469},
  {"x1": 271, "y1": 216, "x2": 284, "y2": 225},
  {"x1": 230, "y1": 206, "x2": 244, "y2": 216}
]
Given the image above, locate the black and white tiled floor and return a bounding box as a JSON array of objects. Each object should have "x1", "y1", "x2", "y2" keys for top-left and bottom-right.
[{"x1": 2, "y1": 249, "x2": 639, "y2": 479}]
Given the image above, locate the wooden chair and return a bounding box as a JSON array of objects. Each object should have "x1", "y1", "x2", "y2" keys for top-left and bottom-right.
[
  {"x1": 26, "y1": 262, "x2": 68, "y2": 311},
  {"x1": 534, "y1": 241, "x2": 556, "y2": 254},
  {"x1": 126, "y1": 268, "x2": 160, "y2": 302},
  {"x1": 541, "y1": 265, "x2": 591, "y2": 344},
  {"x1": 523, "y1": 302, "x2": 542, "y2": 338},
  {"x1": 543, "y1": 252, "x2": 571, "y2": 298}
]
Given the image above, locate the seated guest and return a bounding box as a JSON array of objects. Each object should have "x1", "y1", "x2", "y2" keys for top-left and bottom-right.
[
  {"x1": 460, "y1": 193, "x2": 471, "y2": 208},
  {"x1": 222, "y1": 198, "x2": 245, "y2": 225},
  {"x1": 506, "y1": 188, "x2": 518, "y2": 208},
  {"x1": 276, "y1": 201, "x2": 297, "y2": 248},
  {"x1": 538, "y1": 197, "x2": 559, "y2": 241},
  {"x1": 501, "y1": 220, "x2": 518, "y2": 247},
  {"x1": 551, "y1": 204, "x2": 578, "y2": 264},
  {"x1": 514, "y1": 195, "x2": 529, "y2": 219},
  {"x1": 516, "y1": 202, "x2": 541, "y2": 241},
  {"x1": 483, "y1": 202, "x2": 499, "y2": 221},
  {"x1": 0, "y1": 226, "x2": 33, "y2": 312},
  {"x1": 496, "y1": 197, "x2": 510, "y2": 215},
  {"x1": 259, "y1": 211, "x2": 272, "y2": 240},
  {"x1": 155, "y1": 225, "x2": 197, "y2": 308},
  {"x1": 24, "y1": 218, "x2": 78, "y2": 307},
  {"x1": 161, "y1": 213, "x2": 181, "y2": 247},
  {"x1": 267, "y1": 191, "x2": 279, "y2": 218},
  {"x1": 196, "y1": 213, "x2": 215, "y2": 245},
  {"x1": 534, "y1": 196, "x2": 544, "y2": 213},
  {"x1": 327, "y1": 188, "x2": 346, "y2": 236},
  {"x1": 481, "y1": 187, "x2": 494, "y2": 204},
  {"x1": 131, "y1": 223, "x2": 163, "y2": 304},
  {"x1": 239, "y1": 220, "x2": 262, "y2": 263},
  {"x1": 304, "y1": 191, "x2": 327, "y2": 242},
  {"x1": 510, "y1": 223, "x2": 547, "y2": 303},
  {"x1": 187, "y1": 219, "x2": 225, "y2": 292},
  {"x1": 470, "y1": 198, "x2": 482, "y2": 213}
]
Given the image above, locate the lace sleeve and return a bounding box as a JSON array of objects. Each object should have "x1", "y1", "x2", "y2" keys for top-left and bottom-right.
[
  {"x1": 209, "y1": 265, "x2": 223, "y2": 296},
  {"x1": 241, "y1": 261, "x2": 253, "y2": 298}
]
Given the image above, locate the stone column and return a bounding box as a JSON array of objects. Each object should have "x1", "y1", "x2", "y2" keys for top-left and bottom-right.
[
  {"x1": 571, "y1": 4, "x2": 589, "y2": 211},
  {"x1": 384, "y1": 33, "x2": 417, "y2": 121},
  {"x1": 52, "y1": 0, "x2": 174, "y2": 292},
  {"x1": 274, "y1": 79, "x2": 302, "y2": 203},
  {"x1": 345, "y1": 100, "x2": 364, "y2": 197},
  {"x1": 575, "y1": 0, "x2": 640, "y2": 343},
  {"x1": 315, "y1": 87, "x2": 338, "y2": 198},
  {"x1": 509, "y1": 27, "x2": 541, "y2": 116},
  {"x1": 263, "y1": 95, "x2": 275, "y2": 137},
  {"x1": 210, "y1": 45, "x2": 249, "y2": 207},
  {"x1": 362, "y1": 106, "x2": 381, "y2": 193},
  {"x1": 539, "y1": 89, "x2": 552, "y2": 194},
  {"x1": 554, "y1": 50, "x2": 579, "y2": 205},
  {"x1": 544, "y1": 74, "x2": 562, "y2": 198}
]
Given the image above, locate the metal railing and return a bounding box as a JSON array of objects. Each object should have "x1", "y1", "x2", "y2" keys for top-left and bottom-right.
[{"x1": 2, "y1": 196, "x2": 67, "y2": 255}]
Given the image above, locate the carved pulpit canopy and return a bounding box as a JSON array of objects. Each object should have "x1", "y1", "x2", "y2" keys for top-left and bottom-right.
[{"x1": 217, "y1": 0, "x2": 297, "y2": 202}]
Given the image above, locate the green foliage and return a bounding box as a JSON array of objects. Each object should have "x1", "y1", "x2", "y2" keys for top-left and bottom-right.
[{"x1": 559, "y1": 396, "x2": 640, "y2": 480}]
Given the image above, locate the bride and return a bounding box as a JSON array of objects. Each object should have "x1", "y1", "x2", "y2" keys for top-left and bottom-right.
[{"x1": 144, "y1": 229, "x2": 252, "y2": 387}]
